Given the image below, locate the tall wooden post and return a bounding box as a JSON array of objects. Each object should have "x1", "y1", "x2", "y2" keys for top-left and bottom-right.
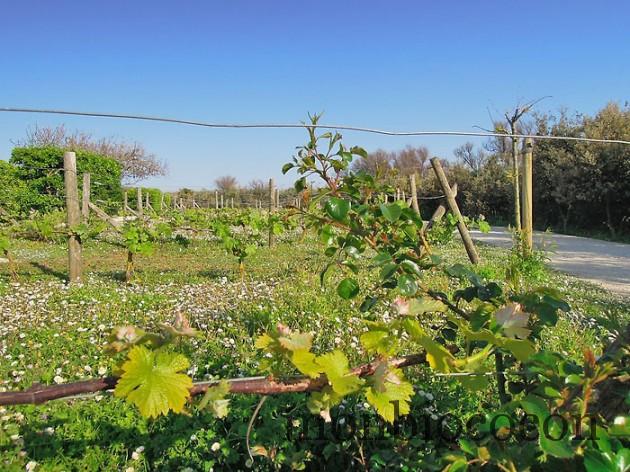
[
  {"x1": 160, "y1": 193, "x2": 165, "y2": 211},
  {"x1": 64, "y1": 152, "x2": 82, "y2": 282},
  {"x1": 512, "y1": 137, "x2": 522, "y2": 232},
  {"x1": 215, "y1": 191, "x2": 219, "y2": 210},
  {"x1": 220, "y1": 194, "x2": 224, "y2": 209},
  {"x1": 521, "y1": 138, "x2": 534, "y2": 253},
  {"x1": 268, "y1": 178, "x2": 275, "y2": 247},
  {"x1": 145, "y1": 192, "x2": 150, "y2": 210},
  {"x1": 409, "y1": 174, "x2": 420, "y2": 215},
  {"x1": 137, "y1": 187, "x2": 143, "y2": 216},
  {"x1": 231, "y1": 197, "x2": 234, "y2": 208},
  {"x1": 81, "y1": 173, "x2": 90, "y2": 223},
  {"x1": 430, "y1": 158, "x2": 479, "y2": 264},
  {"x1": 123, "y1": 191, "x2": 128, "y2": 216}
]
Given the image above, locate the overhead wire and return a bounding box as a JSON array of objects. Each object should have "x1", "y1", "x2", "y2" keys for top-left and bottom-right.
[{"x1": 1, "y1": 107, "x2": 629, "y2": 145}]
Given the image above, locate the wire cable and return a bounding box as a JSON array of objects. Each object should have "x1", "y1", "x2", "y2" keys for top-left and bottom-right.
[{"x1": 1, "y1": 107, "x2": 629, "y2": 145}]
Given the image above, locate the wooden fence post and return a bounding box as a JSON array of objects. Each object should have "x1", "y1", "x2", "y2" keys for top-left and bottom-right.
[
  {"x1": 137, "y1": 187, "x2": 143, "y2": 217},
  {"x1": 268, "y1": 178, "x2": 275, "y2": 247},
  {"x1": 521, "y1": 138, "x2": 534, "y2": 253},
  {"x1": 409, "y1": 174, "x2": 420, "y2": 215},
  {"x1": 430, "y1": 158, "x2": 479, "y2": 264},
  {"x1": 220, "y1": 194, "x2": 224, "y2": 209},
  {"x1": 123, "y1": 191, "x2": 128, "y2": 216},
  {"x1": 81, "y1": 173, "x2": 90, "y2": 223},
  {"x1": 423, "y1": 183, "x2": 458, "y2": 235},
  {"x1": 63, "y1": 152, "x2": 82, "y2": 282}
]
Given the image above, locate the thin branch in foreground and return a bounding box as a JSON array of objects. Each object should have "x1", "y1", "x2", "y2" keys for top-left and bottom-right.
[{"x1": 0, "y1": 353, "x2": 427, "y2": 406}]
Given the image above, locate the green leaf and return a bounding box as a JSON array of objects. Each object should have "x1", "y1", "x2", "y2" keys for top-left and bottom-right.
[
  {"x1": 397, "y1": 274, "x2": 418, "y2": 296},
  {"x1": 350, "y1": 146, "x2": 368, "y2": 159},
  {"x1": 379, "y1": 262, "x2": 398, "y2": 281},
  {"x1": 403, "y1": 319, "x2": 454, "y2": 373},
  {"x1": 360, "y1": 328, "x2": 398, "y2": 356},
  {"x1": 278, "y1": 332, "x2": 313, "y2": 352},
  {"x1": 316, "y1": 350, "x2": 364, "y2": 395},
  {"x1": 337, "y1": 278, "x2": 359, "y2": 299},
  {"x1": 365, "y1": 373, "x2": 414, "y2": 423},
  {"x1": 291, "y1": 349, "x2": 322, "y2": 379},
  {"x1": 307, "y1": 386, "x2": 342, "y2": 422},
  {"x1": 539, "y1": 419, "x2": 574, "y2": 458},
  {"x1": 282, "y1": 162, "x2": 295, "y2": 174},
  {"x1": 406, "y1": 297, "x2": 446, "y2": 315},
  {"x1": 584, "y1": 450, "x2": 616, "y2": 472},
  {"x1": 114, "y1": 345, "x2": 193, "y2": 418},
  {"x1": 294, "y1": 177, "x2": 307, "y2": 192},
  {"x1": 379, "y1": 203, "x2": 402, "y2": 222},
  {"x1": 501, "y1": 338, "x2": 535, "y2": 363},
  {"x1": 325, "y1": 197, "x2": 350, "y2": 222},
  {"x1": 478, "y1": 220, "x2": 491, "y2": 233},
  {"x1": 198, "y1": 380, "x2": 231, "y2": 418}
]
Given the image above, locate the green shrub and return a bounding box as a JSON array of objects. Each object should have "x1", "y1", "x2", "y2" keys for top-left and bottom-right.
[{"x1": 9, "y1": 146, "x2": 123, "y2": 214}]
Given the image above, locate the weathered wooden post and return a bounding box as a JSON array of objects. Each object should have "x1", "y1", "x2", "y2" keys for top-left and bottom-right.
[
  {"x1": 123, "y1": 191, "x2": 128, "y2": 216},
  {"x1": 268, "y1": 178, "x2": 275, "y2": 247},
  {"x1": 63, "y1": 152, "x2": 82, "y2": 282},
  {"x1": 512, "y1": 137, "x2": 522, "y2": 233},
  {"x1": 81, "y1": 173, "x2": 90, "y2": 223},
  {"x1": 430, "y1": 158, "x2": 479, "y2": 264},
  {"x1": 231, "y1": 197, "x2": 234, "y2": 209},
  {"x1": 137, "y1": 187, "x2": 143, "y2": 217},
  {"x1": 521, "y1": 138, "x2": 534, "y2": 253},
  {"x1": 145, "y1": 192, "x2": 150, "y2": 210},
  {"x1": 409, "y1": 174, "x2": 420, "y2": 215},
  {"x1": 160, "y1": 193, "x2": 165, "y2": 211},
  {"x1": 220, "y1": 194, "x2": 224, "y2": 209}
]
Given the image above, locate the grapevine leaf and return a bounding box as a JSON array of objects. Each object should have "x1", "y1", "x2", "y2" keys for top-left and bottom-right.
[
  {"x1": 278, "y1": 332, "x2": 313, "y2": 352},
  {"x1": 360, "y1": 328, "x2": 398, "y2": 356},
  {"x1": 291, "y1": 349, "x2": 322, "y2": 378},
  {"x1": 198, "y1": 380, "x2": 231, "y2": 418},
  {"x1": 316, "y1": 350, "x2": 364, "y2": 395},
  {"x1": 403, "y1": 319, "x2": 454, "y2": 373},
  {"x1": 365, "y1": 376, "x2": 414, "y2": 423},
  {"x1": 114, "y1": 346, "x2": 193, "y2": 418},
  {"x1": 307, "y1": 386, "x2": 342, "y2": 422}
]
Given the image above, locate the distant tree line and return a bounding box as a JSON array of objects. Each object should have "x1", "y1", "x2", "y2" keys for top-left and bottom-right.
[{"x1": 355, "y1": 102, "x2": 629, "y2": 239}]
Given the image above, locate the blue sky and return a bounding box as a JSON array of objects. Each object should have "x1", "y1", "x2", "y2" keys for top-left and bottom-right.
[{"x1": 1, "y1": 0, "x2": 628, "y2": 190}]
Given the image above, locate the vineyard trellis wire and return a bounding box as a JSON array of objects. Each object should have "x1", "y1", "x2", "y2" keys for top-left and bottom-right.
[{"x1": 2, "y1": 107, "x2": 630, "y2": 145}]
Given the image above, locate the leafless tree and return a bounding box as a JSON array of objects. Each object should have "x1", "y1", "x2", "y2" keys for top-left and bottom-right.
[
  {"x1": 350, "y1": 149, "x2": 393, "y2": 176},
  {"x1": 393, "y1": 145, "x2": 429, "y2": 177},
  {"x1": 453, "y1": 142, "x2": 487, "y2": 173},
  {"x1": 215, "y1": 175, "x2": 239, "y2": 196},
  {"x1": 17, "y1": 124, "x2": 167, "y2": 183}
]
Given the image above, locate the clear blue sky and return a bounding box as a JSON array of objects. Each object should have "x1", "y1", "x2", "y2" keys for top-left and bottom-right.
[{"x1": 1, "y1": 0, "x2": 628, "y2": 190}]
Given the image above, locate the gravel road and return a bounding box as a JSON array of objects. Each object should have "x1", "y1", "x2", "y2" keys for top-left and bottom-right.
[{"x1": 470, "y1": 227, "x2": 630, "y2": 297}]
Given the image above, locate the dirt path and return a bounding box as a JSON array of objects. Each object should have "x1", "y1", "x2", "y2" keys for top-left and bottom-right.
[{"x1": 470, "y1": 227, "x2": 630, "y2": 297}]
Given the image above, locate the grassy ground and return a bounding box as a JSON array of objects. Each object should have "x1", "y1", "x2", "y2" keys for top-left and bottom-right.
[{"x1": 0, "y1": 234, "x2": 628, "y2": 470}]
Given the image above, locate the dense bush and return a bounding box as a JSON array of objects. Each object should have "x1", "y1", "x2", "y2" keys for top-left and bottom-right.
[
  {"x1": 0, "y1": 161, "x2": 32, "y2": 221},
  {"x1": 8, "y1": 146, "x2": 123, "y2": 214}
]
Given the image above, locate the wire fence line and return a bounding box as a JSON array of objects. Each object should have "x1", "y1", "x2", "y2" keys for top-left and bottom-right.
[{"x1": 1, "y1": 107, "x2": 630, "y2": 145}]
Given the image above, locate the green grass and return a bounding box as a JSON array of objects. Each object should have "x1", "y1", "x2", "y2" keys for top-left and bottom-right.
[{"x1": 0, "y1": 235, "x2": 628, "y2": 470}]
